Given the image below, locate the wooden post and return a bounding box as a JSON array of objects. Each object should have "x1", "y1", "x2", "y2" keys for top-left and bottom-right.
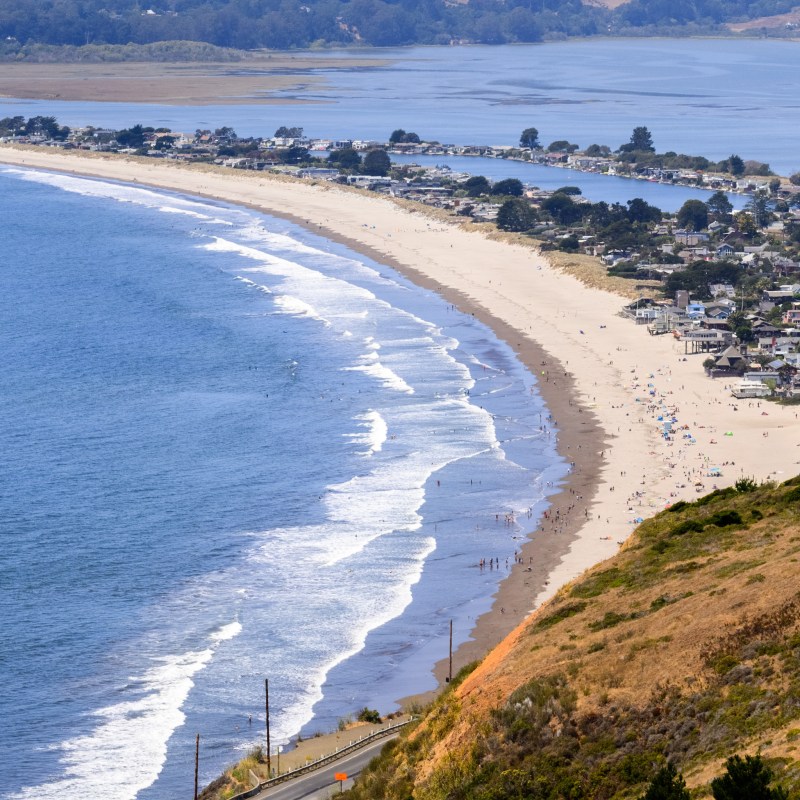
[
  {"x1": 448, "y1": 619, "x2": 453, "y2": 683},
  {"x1": 265, "y1": 679, "x2": 272, "y2": 777},
  {"x1": 194, "y1": 733, "x2": 199, "y2": 800}
]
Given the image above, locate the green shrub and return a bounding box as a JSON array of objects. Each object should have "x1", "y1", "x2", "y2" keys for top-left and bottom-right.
[
  {"x1": 735, "y1": 476, "x2": 759, "y2": 493},
  {"x1": 783, "y1": 486, "x2": 800, "y2": 504},
  {"x1": 667, "y1": 500, "x2": 690, "y2": 513},
  {"x1": 534, "y1": 602, "x2": 587, "y2": 630},
  {"x1": 572, "y1": 568, "x2": 629, "y2": 598},
  {"x1": 670, "y1": 519, "x2": 704, "y2": 536},
  {"x1": 589, "y1": 611, "x2": 631, "y2": 631},
  {"x1": 357, "y1": 707, "x2": 382, "y2": 724},
  {"x1": 696, "y1": 487, "x2": 737, "y2": 506},
  {"x1": 706, "y1": 510, "x2": 744, "y2": 528}
]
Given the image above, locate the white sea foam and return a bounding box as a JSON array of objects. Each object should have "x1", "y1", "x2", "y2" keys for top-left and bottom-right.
[
  {"x1": 19, "y1": 622, "x2": 242, "y2": 800},
  {"x1": 344, "y1": 410, "x2": 388, "y2": 456},
  {"x1": 345, "y1": 361, "x2": 415, "y2": 394},
  {"x1": 272, "y1": 294, "x2": 331, "y2": 326},
  {"x1": 157, "y1": 205, "x2": 233, "y2": 224},
  {"x1": 5, "y1": 168, "x2": 234, "y2": 224}
]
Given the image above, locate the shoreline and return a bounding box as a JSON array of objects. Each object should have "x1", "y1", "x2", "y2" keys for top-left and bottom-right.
[{"x1": 3, "y1": 146, "x2": 797, "y2": 721}]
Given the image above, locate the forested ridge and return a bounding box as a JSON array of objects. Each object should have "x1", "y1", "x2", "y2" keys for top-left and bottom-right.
[{"x1": 0, "y1": 0, "x2": 797, "y2": 54}]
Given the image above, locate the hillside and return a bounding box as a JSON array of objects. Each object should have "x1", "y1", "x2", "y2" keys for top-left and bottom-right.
[
  {"x1": 1, "y1": 0, "x2": 798, "y2": 55},
  {"x1": 346, "y1": 478, "x2": 800, "y2": 799}
]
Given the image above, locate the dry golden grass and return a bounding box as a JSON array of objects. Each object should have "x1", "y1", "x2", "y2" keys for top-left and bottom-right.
[{"x1": 399, "y1": 483, "x2": 800, "y2": 795}]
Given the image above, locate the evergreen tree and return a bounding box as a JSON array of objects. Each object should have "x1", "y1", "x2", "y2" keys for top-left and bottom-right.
[
  {"x1": 711, "y1": 754, "x2": 788, "y2": 800},
  {"x1": 362, "y1": 148, "x2": 391, "y2": 176},
  {"x1": 727, "y1": 154, "x2": 745, "y2": 176},
  {"x1": 463, "y1": 175, "x2": 491, "y2": 197},
  {"x1": 676, "y1": 199, "x2": 709, "y2": 231},
  {"x1": 639, "y1": 762, "x2": 690, "y2": 800},
  {"x1": 492, "y1": 178, "x2": 524, "y2": 197},
  {"x1": 496, "y1": 198, "x2": 536, "y2": 232},
  {"x1": 625, "y1": 126, "x2": 655, "y2": 152},
  {"x1": 519, "y1": 127, "x2": 540, "y2": 149},
  {"x1": 707, "y1": 190, "x2": 734, "y2": 217}
]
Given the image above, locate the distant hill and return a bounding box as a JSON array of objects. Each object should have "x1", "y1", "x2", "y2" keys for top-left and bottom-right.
[
  {"x1": 0, "y1": 0, "x2": 798, "y2": 55},
  {"x1": 345, "y1": 478, "x2": 800, "y2": 799}
]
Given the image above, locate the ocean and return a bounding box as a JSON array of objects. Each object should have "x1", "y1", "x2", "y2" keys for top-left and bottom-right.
[{"x1": 0, "y1": 166, "x2": 566, "y2": 798}]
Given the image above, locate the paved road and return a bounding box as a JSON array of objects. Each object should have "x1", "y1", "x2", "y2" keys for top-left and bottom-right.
[{"x1": 253, "y1": 734, "x2": 399, "y2": 800}]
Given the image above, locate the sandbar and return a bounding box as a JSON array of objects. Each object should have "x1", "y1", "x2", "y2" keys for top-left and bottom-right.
[{"x1": 0, "y1": 58, "x2": 386, "y2": 105}]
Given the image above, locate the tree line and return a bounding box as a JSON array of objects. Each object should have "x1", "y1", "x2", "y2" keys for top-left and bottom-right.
[{"x1": 0, "y1": 0, "x2": 796, "y2": 54}]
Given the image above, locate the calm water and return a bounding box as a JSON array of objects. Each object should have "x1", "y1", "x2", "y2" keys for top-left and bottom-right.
[
  {"x1": 0, "y1": 167, "x2": 565, "y2": 799},
  {"x1": 388, "y1": 153, "x2": 748, "y2": 212},
  {"x1": 1, "y1": 39, "x2": 799, "y2": 176}
]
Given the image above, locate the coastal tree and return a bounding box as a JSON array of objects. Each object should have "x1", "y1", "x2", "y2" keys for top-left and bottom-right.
[
  {"x1": 638, "y1": 762, "x2": 690, "y2": 800},
  {"x1": 676, "y1": 199, "x2": 708, "y2": 231},
  {"x1": 389, "y1": 129, "x2": 420, "y2": 144},
  {"x1": 627, "y1": 197, "x2": 662, "y2": 223},
  {"x1": 25, "y1": 115, "x2": 70, "y2": 140},
  {"x1": 542, "y1": 192, "x2": 584, "y2": 225},
  {"x1": 555, "y1": 186, "x2": 582, "y2": 196},
  {"x1": 711, "y1": 754, "x2": 788, "y2": 800},
  {"x1": 707, "y1": 190, "x2": 734, "y2": 218},
  {"x1": 153, "y1": 135, "x2": 176, "y2": 150},
  {"x1": 496, "y1": 198, "x2": 537, "y2": 232},
  {"x1": 214, "y1": 126, "x2": 237, "y2": 140},
  {"x1": 362, "y1": 148, "x2": 391, "y2": 176},
  {"x1": 329, "y1": 147, "x2": 362, "y2": 169},
  {"x1": 492, "y1": 178, "x2": 524, "y2": 197},
  {"x1": 115, "y1": 123, "x2": 147, "y2": 148},
  {"x1": 585, "y1": 143, "x2": 611, "y2": 157},
  {"x1": 734, "y1": 211, "x2": 757, "y2": 237},
  {"x1": 274, "y1": 126, "x2": 303, "y2": 139},
  {"x1": 0, "y1": 115, "x2": 26, "y2": 135},
  {"x1": 746, "y1": 190, "x2": 773, "y2": 228},
  {"x1": 588, "y1": 200, "x2": 629, "y2": 228},
  {"x1": 277, "y1": 145, "x2": 310, "y2": 164},
  {"x1": 725, "y1": 154, "x2": 746, "y2": 176},
  {"x1": 620, "y1": 126, "x2": 655, "y2": 153},
  {"x1": 519, "y1": 127, "x2": 541, "y2": 149},
  {"x1": 790, "y1": 173, "x2": 800, "y2": 186},
  {"x1": 547, "y1": 139, "x2": 579, "y2": 153},
  {"x1": 463, "y1": 175, "x2": 491, "y2": 196}
]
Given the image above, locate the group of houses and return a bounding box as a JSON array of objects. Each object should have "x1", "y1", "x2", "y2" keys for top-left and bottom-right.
[{"x1": 625, "y1": 287, "x2": 800, "y2": 400}]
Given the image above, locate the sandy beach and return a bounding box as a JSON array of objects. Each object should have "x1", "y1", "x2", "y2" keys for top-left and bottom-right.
[{"x1": 3, "y1": 146, "x2": 798, "y2": 700}]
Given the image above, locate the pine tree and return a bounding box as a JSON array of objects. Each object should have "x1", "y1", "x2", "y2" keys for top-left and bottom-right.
[
  {"x1": 711, "y1": 754, "x2": 788, "y2": 800},
  {"x1": 639, "y1": 762, "x2": 691, "y2": 800}
]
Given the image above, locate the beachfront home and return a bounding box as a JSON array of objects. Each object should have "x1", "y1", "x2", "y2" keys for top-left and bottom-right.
[
  {"x1": 686, "y1": 301, "x2": 706, "y2": 319},
  {"x1": 732, "y1": 374, "x2": 774, "y2": 398},
  {"x1": 714, "y1": 345, "x2": 747, "y2": 371},
  {"x1": 705, "y1": 300, "x2": 735, "y2": 320}
]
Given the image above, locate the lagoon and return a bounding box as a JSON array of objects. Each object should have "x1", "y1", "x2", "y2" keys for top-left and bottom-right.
[
  {"x1": 388, "y1": 153, "x2": 749, "y2": 211},
  {"x1": 1, "y1": 39, "x2": 799, "y2": 179}
]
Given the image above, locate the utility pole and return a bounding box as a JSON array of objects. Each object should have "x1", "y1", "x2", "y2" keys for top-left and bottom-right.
[
  {"x1": 265, "y1": 679, "x2": 272, "y2": 777},
  {"x1": 194, "y1": 734, "x2": 199, "y2": 800},
  {"x1": 448, "y1": 619, "x2": 453, "y2": 683}
]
